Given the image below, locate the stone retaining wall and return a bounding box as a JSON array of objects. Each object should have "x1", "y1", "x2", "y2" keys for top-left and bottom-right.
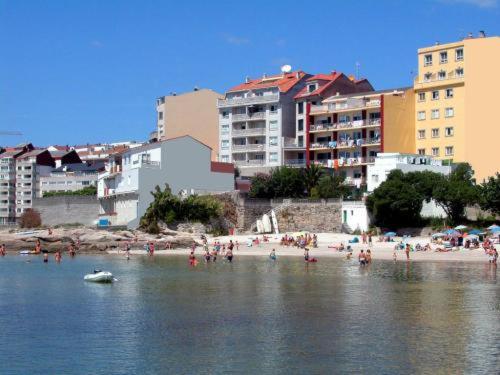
[{"x1": 33, "y1": 196, "x2": 99, "y2": 226}]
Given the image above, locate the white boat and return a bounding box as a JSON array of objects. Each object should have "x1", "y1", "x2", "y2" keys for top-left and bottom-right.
[{"x1": 84, "y1": 270, "x2": 114, "y2": 283}]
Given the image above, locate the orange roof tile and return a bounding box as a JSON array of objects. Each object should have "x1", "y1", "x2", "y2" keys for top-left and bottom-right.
[{"x1": 227, "y1": 71, "x2": 307, "y2": 93}]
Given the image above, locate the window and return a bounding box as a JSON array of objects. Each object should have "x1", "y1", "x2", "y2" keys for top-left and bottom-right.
[
  {"x1": 440, "y1": 51, "x2": 448, "y2": 64},
  {"x1": 158, "y1": 111, "x2": 163, "y2": 120},
  {"x1": 445, "y1": 146, "x2": 454, "y2": 156},
  {"x1": 418, "y1": 148, "x2": 426, "y2": 155},
  {"x1": 222, "y1": 110, "x2": 229, "y2": 119},
  {"x1": 432, "y1": 91, "x2": 439, "y2": 100},
  {"x1": 445, "y1": 107, "x2": 454, "y2": 118},
  {"x1": 456, "y1": 67, "x2": 464, "y2": 77},
  {"x1": 438, "y1": 71, "x2": 446, "y2": 80},
  {"x1": 418, "y1": 92, "x2": 426, "y2": 102},
  {"x1": 269, "y1": 120, "x2": 278, "y2": 130},
  {"x1": 297, "y1": 102, "x2": 304, "y2": 114},
  {"x1": 417, "y1": 111, "x2": 426, "y2": 121},
  {"x1": 221, "y1": 140, "x2": 229, "y2": 150},
  {"x1": 432, "y1": 147, "x2": 440, "y2": 156},
  {"x1": 298, "y1": 135, "x2": 304, "y2": 147},
  {"x1": 221, "y1": 124, "x2": 229, "y2": 134},
  {"x1": 445, "y1": 127, "x2": 454, "y2": 137},
  {"x1": 432, "y1": 128, "x2": 440, "y2": 138},
  {"x1": 221, "y1": 155, "x2": 229, "y2": 163},
  {"x1": 445, "y1": 88, "x2": 454, "y2": 98},
  {"x1": 431, "y1": 109, "x2": 440, "y2": 119},
  {"x1": 297, "y1": 119, "x2": 304, "y2": 132},
  {"x1": 418, "y1": 130, "x2": 426, "y2": 139},
  {"x1": 269, "y1": 152, "x2": 278, "y2": 162},
  {"x1": 82, "y1": 181, "x2": 90, "y2": 186},
  {"x1": 308, "y1": 84, "x2": 317, "y2": 93},
  {"x1": 424, "y1": 54, "x2": 433, "y2": 66},
  {"x1": 269, "y1": 136, "x2": 278, "y2": 146},
  {"x1": 455, "y1": 48, "x2": 464, "y2": 61},
  {"x1": 424, "y1": 73, "x2": 432, "y2": 82}
]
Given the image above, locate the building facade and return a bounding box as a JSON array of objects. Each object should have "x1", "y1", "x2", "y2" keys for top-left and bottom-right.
[
  {"x1": 39, "y1": 163, "x2": 102, "y2": 196},
  {"x1": 284, "y1": 72, "x2": 374, "y2": 167},
  {"x1": 156, "y1": 89, "x2": 223, "y2": 160},
  {"x1": 97, "y1": 136, "x2": 234, "y2": 228},
  {"x1": 414, "y1": 33, "x2": 500, "y2": 181},
  {"x1": 306, "y1": 88, "x2": 415, "y2": 187},
  {"x1": 217, "y1": 71, "x2": 309, "y2": 176}
]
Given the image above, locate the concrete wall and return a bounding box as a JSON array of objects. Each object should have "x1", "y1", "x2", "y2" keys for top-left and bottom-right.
[
  {"x1": 383, "y1": 89, "x2": 415, "y2": 153},
  {"x1": 341, "y1": 201, "x2": 369, "y2": 232},
  {"x1": 33, "y1": 196, "x2": 98, "y2": 226}
]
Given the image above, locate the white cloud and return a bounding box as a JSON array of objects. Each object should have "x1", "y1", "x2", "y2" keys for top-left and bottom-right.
[
  {"x1": 438, "y1": 0, "x2": 497, "y2": 8},
  {"x1": 223, "y1": 34, "x2": 250, "y2": 45}
]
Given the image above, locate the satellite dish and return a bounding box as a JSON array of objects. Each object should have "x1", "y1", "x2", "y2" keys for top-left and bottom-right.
[{"x1": 281, "y1": 64, "x2": 292, "y2": 73}]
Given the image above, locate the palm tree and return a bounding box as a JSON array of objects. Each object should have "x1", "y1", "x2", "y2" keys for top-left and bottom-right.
[{"x1": 303, "y1": 164, "x2": 324, "y2": 196}]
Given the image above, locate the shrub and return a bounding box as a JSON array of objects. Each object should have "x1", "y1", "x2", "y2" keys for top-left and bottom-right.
[
  {"x1": 19, "y1": 209, "x2": 42, "y2": 228},
  {"x1": 43, "y1": 185, "x2": 97, "y2": 197}
]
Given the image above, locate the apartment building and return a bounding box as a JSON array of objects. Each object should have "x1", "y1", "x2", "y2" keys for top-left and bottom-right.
[
  {"x1": 218, "y1": 71, "x2": 309, "y2": 176},
  {"x1": 97, "y1": 135, "x2": 234, "y2": 228},
  {"x1": 156, "y1": 89, "x2": 223, "y2": 160},
  {"x1": 284, "y1": 72, "x2": 374, "y2": 167},
  {"x1": 39, "y1": 162, "x2": 103, "y2": 196},
  {"x1": 414, "y1": 32, "x2": 500, "y2": 181},
  {"x1": 306, "y1": 88, "x2": 415, "y2": 187}
]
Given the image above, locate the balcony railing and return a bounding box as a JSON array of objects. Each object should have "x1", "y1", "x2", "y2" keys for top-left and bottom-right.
[
  {"x1": 232, "y1": 112, "x2": 266, "y2": 121},
  {"x1": 232, "y1": 127, "x2": 266, "y2": 136},
  {"x1": 310, "y1": 119, "x2": 381, "y2": 132},
  {"x1": 232, "y1": 144, "x2": 266, "y2": 151},
  {"x1": 283, "y1": 141, "x2": 305, "y2": 149},
  {"x1": 234, "y1": 159, "x2": 266, "y2": 166},
  {"x1": 414, "y1": 72, "x2": 464, "y2": 85},
  {"x1": 218, "y1": 94, "x2": 279, "y2": 107},
  {"x1": 310, "y1": 100, "x2": 381, "y2": 114},
  {"x1": 284, "y1": 159, "x2": 306, "y2": 167},
  {"x1": 311, "y1": 157, "x2": 376, "y2": 168},
  {"x1": 310, "y1": 138, "x2": 381, "y2": 150}
]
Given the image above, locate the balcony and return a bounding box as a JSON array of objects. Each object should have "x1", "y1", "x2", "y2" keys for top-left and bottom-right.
[
  {"x1": 283, "y1": 140, "x2": 305, "y2": 149},
  {"x1": 232, "y1": 127, "x2": 266, "y2": 136},
  {"x1": 310, "y1": 138, "x2": 381, "y2": 150},
  {"x1": 234, "y1": 159, "x2": 266, "y2": 166},
  {"x1": 414, "y1": 72, "x2": 464, "y2": 89},
  {"x1": 232, "y1": 144, "x2": 266, "y2": 152},
  {"x1": 284, "y1": 159, "x2": 306, "y2": 167},
  {"x1": 218, "y1": 94, "x2": 279, "y2": 108},
  {"x1": 344, "y1": 177, "x2": 367, "y2": 186},
  {"x1": 310, "y1": 100, "x2": 381, "y2": 114},
  {"x1": 310, "y1": 119, "x2": 381, "y2": 132},
  {"x1": 232, "y1": 112, "x2": 266, "y2": 121},
  {"x1": 311, "y1": 157, "x2": 375, "y2": 168}
]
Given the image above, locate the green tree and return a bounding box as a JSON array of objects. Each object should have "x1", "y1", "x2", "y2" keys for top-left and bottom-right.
[
  {"x1": 303, "y1": 164, "x2": 324, "y2": 196},
  {"x1": 249, "y1": 173, "x2": 272, "y2": 198},
  {"x1": 478, "y1": 172, "x2": 500, "y2": 216},
  {"x1": 315, "y1": 174, "x2": 349, "y2": 199},
  {"x1": 269, "y1": 167, "x2": 305, "y2": 198},
  {"x1": 432, "y1": 163, "x2": 479, "y2": 224},
  {"x1": 366, "y1": 171, "x2": 423, "y2": 228}
]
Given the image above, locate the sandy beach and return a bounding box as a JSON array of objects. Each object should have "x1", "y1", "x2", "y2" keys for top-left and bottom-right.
[{"x1": 107, "y1": 232, "x2": 497, "y2": 263}]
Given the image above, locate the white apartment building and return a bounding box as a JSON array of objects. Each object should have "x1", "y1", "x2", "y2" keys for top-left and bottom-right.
[
  {"x1": 97, "y1": 136, "x2": 234, "y2": 228},
  {"x1": 217, "y1": 71, "x2": 309, "y2": 176},
  {"x1": 39, "y1": 163, "x2": 102, "y2": 196}
]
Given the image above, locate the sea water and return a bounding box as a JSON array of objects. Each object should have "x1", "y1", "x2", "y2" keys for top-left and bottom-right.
[{"x1": 0, "y1": 255, "x2": 499, "y2": 374}]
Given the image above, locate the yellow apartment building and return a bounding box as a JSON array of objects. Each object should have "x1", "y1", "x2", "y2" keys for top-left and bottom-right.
[
  {"x1": 414, "y1": 32, "x2": 500, "y2": 181},
  {"x1": 156, "y1": 89, "x2": 223, "y2": 160}
]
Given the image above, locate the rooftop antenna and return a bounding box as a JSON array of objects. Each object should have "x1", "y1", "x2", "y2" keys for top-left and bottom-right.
[
  {"x1": 355, "y1": 62, "x2": 360, "y2": 80},
  {"x1": 281, "y1": 64, "x2": 292, "y2": 74}
]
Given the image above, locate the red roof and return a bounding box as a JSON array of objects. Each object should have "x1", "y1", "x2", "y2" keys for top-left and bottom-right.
[
  {"x1": 294, "y1": 72, "x2": 342, "y2": 99},
  {"x1": 227, "y1": 71, "x2": 307, "y2": 93}
]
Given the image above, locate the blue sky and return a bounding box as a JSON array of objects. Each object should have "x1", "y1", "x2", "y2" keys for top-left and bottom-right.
[{"x1": 1, "y1": 0, "x2": 499, "y2": 146}]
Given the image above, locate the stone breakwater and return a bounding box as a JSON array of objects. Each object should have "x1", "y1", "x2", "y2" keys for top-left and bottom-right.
[{"x1": 0, "y1": 227, "x2": 199, "y2": 253}]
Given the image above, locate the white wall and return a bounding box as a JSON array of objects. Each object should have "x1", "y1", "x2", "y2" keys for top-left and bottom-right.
[{"x1": 341, "y1": 201, "x2": 369, "y2": 232}]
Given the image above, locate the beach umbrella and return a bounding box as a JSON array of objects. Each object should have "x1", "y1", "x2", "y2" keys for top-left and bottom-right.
[
  {"x1": 464, "y1": 234, "x2": 479, "y2": 239},
  {"x1": 487, "y1": 224, "x2": 499, "y2": 230},
  {"x1": 468, "y1": 229, "x2": 482, "y2": 235},
  {"x1": 443, "y1": 229, "x2": 460, "y2": 236},
  {"x1": 432, "y1": 233, "x2": 445, "y2": 238},
  {"x1": 491, "y1": 227, "x2": 500, "y2": 233},
  {"x1": 384, "y1": 232, "x2": 397, "y2": 237},
  {"x1": 454, "y1": 225, "x2": 467, "y2": 230}
]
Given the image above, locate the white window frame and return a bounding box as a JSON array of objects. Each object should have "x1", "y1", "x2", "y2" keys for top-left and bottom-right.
[
  {"x1": 418, "y1": 130, "x2": 426, "y2": 139},
  {"x1": 431, "y1": 128, "x2": 439, "y2": 138},
  {"x1": 269, "y1": 136, "x2": 278, "y2": 146},
  {"x1": 418, "y1": 148, "x2": 426, "y2": 155},
  {"x1": 432, "y1": 147, "x2": 440, "y2": 157},
  {"x1": 438, "y1": 71, "x2": 446, "y2": 80},
  {"x1": 221, "y1": 140, "x2": 229, "y2": 150},
  {"x1": 424, "y1": 54, "x2": 433, "y2": 66},
  {"x1": 440, "y1": 51, "x2": 448, "y2": 64},
  {"x1": 445, "y1": 127, "x2": 454, "y2": 137},
  {"x1": 455, "y1": 48, "x2": 464, "y2": 61},
  {"x1": 445, "y1": 146, "x2": 454, "y2": 156},
  {"x1": 432, "y1": 91, "x2": 439, "y2": 100},
  {"x1": 269, "y1": 120, "x2": 278, "y2": 131},
  {"x1": 417, "y1": 111, "x2": 426, "y2": 121},
  {"x1": 445, "y1": 88, "x2": 454, "y2": 98},
  {"x1": 431, "y1": 109, "x2": 440, "y2": 119},
  {"x1": 269, "y1": 152, "x2": 278, "y2": 162},
  {"x1": 418, "y1": 92, "x2": 426, "y2": 102},
  {"x1": 445, "y1": 107, "x2": 454, "y2": 118}
]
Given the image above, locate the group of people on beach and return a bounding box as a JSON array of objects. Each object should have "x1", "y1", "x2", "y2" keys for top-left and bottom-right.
[
  {"x1": 280, "y1": 233, "x2": 318, "y2": 248},
  {"x1": 197, "y1": 238, "x2": 234, "y2": 264}
]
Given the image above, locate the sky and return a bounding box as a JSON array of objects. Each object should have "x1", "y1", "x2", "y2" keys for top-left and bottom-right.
[{"x1": 1, "y1": 0, "x2": 499, "y2": 146}]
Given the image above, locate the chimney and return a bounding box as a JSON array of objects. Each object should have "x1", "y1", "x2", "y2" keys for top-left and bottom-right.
[
  {"x1": 263, "y1": 73, "x2": 267, "y2": 79},
  {"x1": 245, "y1": 76, "x2": 250, "y2": 83},
  {"x1": 479, "y1": 30, "x2": 486, "y2": 38},
  {"x1": 295, "y1": 72, "x2": 300, "y2": 79}
]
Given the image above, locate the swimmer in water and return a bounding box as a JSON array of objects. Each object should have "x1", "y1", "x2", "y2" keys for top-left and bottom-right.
[
  {"x1": 43, "y1": 252, "x2": 49, "y2": 263},
  {"x1": 269, "y1": 249, "x2": 276, "y2": 260}
]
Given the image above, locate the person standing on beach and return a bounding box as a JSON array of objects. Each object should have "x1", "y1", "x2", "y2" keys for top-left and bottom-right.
[
  {"x1": 304, "y1": 248, "x2": 310, "y2": 262},
  {"x1": 228, "y1": 240, "x2": 234, "y2": 253},
  {"x1": 269, "y1": 249, "x2": 276, "y2": 260},
  {"x1": 362, "y1": 232, "x2": 367, "y2": 245},
  {"x1": 368, "y1": 233, "x2": 373, "y2": 246},
  {"x1": 405, "y1": 244, "x2": 410, "y2": 261},
  {"x1": 226, "y1": 247, "x2": 233, "y2": 263}
]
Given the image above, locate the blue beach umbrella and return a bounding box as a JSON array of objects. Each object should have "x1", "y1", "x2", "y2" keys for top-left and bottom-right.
[
  {"x1": 487, "y1": 224, "x2": 499, "y2": 230},
  {"x1": 468, "y1": 229, "x2": 481, "y2": 235},
  {"x1": 384, "y1": 232, "x2": 397, "y2": 237},
  {"x1": 491, "y1": 227, "x2": 500, "y2": 233},
  {"x1": 443, "y1": 229, "x2": 460, "y2": 236}
]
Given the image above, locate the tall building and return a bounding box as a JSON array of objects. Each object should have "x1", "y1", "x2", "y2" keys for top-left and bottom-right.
[
  {"x1": 307, "y1": 88, "x2": 415, "y2": 187},
  {"x1": 156, "y1": 89, "x2": 223, "y2": 160},
  {"x1": 414, "y1": 32, "x2": 500, "y2": 181},
  {"x1": 217, "y1": 71, "x2": 309, "y2": 176},
  {"x1": 284, "y1": 71, "x2": 374, "y2": 167}
]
